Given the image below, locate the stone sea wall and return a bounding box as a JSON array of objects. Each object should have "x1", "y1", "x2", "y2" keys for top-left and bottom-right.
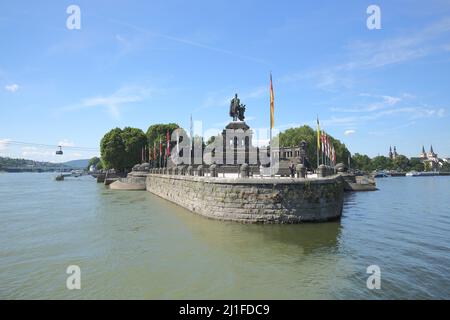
[{"x1": 145, "y1": 174, "x2": 344, "y2": 223}]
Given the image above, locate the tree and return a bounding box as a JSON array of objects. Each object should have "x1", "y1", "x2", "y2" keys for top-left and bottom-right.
[
  {"x1": 100, "y1": 127, "x2": 147, "y2": 172},
  {"x1": 100, "y1": 128, "x2": 125, "y2": 171},
  {"x1": 351, "y1": 153, "x2": 372, "y2": 171},
  {"x1": 87, "y1": 157, "x2": 101, "y2": 170},
  {"x1": 121, "y1": 127, "x2": 148, "y2": 168},
  {"x1": 409, "y1": 157, "x2": 424, "y2": 172},
  {"x1": 393, "y1": 155, "x2": 409, "y2": 171},
  {"x1": 146, "y1": 123, "x2": 180, "y2": 147},
  {"x1": 370, "y1": 156, "x2": 393, "y2": 171},
  {"x1": 277, "y1": 125, "x2": 351, "y2": 169},
  {"x1": 440, "y1": 161, "x2": 450, "y2": 172}
]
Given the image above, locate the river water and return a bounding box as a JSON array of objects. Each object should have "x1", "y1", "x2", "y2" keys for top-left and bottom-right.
[{"x1": 0, "y1": 172, "x2": 449, "y2": 299}]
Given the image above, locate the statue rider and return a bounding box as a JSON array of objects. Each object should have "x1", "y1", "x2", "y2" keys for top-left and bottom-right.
[{"x1": 229, "y1": 93, "x2": 246, "y2": 121}]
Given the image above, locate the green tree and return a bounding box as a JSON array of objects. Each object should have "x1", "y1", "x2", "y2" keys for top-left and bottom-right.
[
  {"x1": 351, "y1": 153, "x2": 372, "y2": 171},
  {"x1": 146, "y1": 123, "x2": 180, "y2": 162},
  {"x1": 100, "y1": 127, "x2": 147, "y2": 172},
  {"x1": 277, "y1": 125, "x2": 350, "y2": 169},
  {"x1": 87, "y1": 156, "x2": 101, "y2": 170},
  {"x1": 146, "y1": 123, "x2": 180, "y2": 147},
  {"x1": 409, "y1": 157, "x2": 424, "y2": 172},
  {"x1": 121, "y1": 127, "x2": 148, "y2": 168},
  {"x1": 100, "y1": 128, "x2": 125, "y2": 171},
  {"x1": 393, "y1": 155, "x2": 409, "y2": 171},
  {"x1": 370, "y1": 156, "x2": 393, "y2": 171},
  {"x1": 440, "y1": 161, "x2": 450, "y2": 172}
]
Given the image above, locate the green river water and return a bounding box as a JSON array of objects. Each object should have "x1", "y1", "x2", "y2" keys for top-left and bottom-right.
[{"x1": 0, "y1": 172, "x2": 449, "y2": 299}]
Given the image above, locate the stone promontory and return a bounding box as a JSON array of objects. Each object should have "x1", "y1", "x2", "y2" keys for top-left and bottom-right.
[{"x1": 145, "y1": 173, "x2": 344, "y2": 223}]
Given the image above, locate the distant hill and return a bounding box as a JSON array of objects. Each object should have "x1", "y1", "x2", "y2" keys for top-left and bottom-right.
[
  {"x1": 0, "y1": 156, "x2": 68, "y2": 172},
  {"x1": 62, "y1": 159, "x2": 89, "y2": 169}
]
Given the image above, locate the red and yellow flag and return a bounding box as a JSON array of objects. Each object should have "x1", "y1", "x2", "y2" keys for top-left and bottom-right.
[{"x1": 270, "y1": 73, "x2": 274, "y2": 129}]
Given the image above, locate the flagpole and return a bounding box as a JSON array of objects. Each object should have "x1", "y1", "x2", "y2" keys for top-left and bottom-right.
[
  {"x1": 270, "y1": 127, "x2": 273, "y2": 177},
  {"x1": 316, "y1": 116, "x2": 320, "y2": 169},
  {"x1": 269, "y1": 72, "x2": 274, "y2": 177},
  {"x1": 190, "y1": 114, "x2": 193, "y2": 166}
]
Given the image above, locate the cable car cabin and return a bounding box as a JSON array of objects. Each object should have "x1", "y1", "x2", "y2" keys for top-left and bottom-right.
[{"x1": 56, "y1": 146, "x2": 63, "y2": 155}]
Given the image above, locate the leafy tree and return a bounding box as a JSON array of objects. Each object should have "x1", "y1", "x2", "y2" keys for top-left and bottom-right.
[
  {"x1": 370, "y1": 156, "x2": 393, "y2": 171},
  {"x1": 100, "y1": 128, "x2": 125, "y2": 171},
  {"x1": 96, "y1": 160, "x2": 104, "y2": 170},
  {"x1": 409, "y1": 157, "x2": 424, "y2": 172},
  {"x1": 393, "y1": 155, "x2": 409, "y2": 171},
  {"x1": 121, "y1": 127, "x2": 148, "y2": 168},
  {"x1": 277, "y1": 125, "x2": 351, "y2": 169},
  {"x1": 146, "y1": 123, "x2": 180, "y2": 147},
  {"x1": 87, "y1": 157, "x2": 101, "y2": 170},
  {"x1": 351, "y1": 153, "x2": 372, "y2": 171},
  {"x1": 100, "y1": 127, "x2": 147, "y2": 172},
  {"x1": 440, "y1": 161, "x2": 450, "y2": 172}
]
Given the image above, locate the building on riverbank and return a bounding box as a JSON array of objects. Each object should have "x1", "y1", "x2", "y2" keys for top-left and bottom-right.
[{"x1": 420, "y1": 145, "x2": 441, "y2": 171}]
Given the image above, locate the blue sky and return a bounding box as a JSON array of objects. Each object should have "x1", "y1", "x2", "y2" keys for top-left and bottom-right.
[{"x1": 1, "y1": 0, "x2": 450, "y2": 162}]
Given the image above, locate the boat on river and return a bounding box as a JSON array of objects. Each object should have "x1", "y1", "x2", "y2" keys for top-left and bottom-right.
[{"x1": 406, "y1": 171, "x2": 438, "y2": 177}]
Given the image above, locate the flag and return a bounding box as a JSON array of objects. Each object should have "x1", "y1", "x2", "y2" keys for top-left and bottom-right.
[
  {"x1": 327, "y1": 136, "x2": 331, "y2": 160},
  {"x1": 176, "y1": 130, "x2": 179, "y2": 156},
  {"x1": 321, "y1": 131, "x2": 325, "y2": 158},
  {"x1": 148, "y1": 144, "x2": 151, "y2": 161},
  {"x1": 333, "y1": 146, "x2": 336, "y2": 165},
  {"x1": 331, "y1": 146, "x2": 334, "y2": 165},
  {"x1": 159, "y1": 137, "x2": 162, "y2": 157},
  {"x1": 316, "y1": 117, "x2": 321, "y2": 167},
  {"x1": 166, "y1": 130, "x2": 170, "y2": 156},
  {"x1": 270, "y1": 73, "x2": 274, "y2": 129}
]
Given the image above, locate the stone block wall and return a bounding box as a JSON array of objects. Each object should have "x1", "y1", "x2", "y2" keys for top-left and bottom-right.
[{"x1": 145, "y1": 174, "x2": 344, "y2": 223}]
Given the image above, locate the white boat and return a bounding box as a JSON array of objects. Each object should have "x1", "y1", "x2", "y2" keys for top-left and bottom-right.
[
  {"x1": 406, "y1": 171, "x2": 438, "y2": 177},
  {"x1": 71, "y1": 170, "x2": 84, "y2": 177}
]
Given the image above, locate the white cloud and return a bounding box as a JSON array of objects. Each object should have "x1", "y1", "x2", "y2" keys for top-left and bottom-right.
[
  {"x1": 322, "y1": 106, "x2": 446, "y2": 127},
  {"x1": 281, "y1": 18, "x2": 450, "y2": 91},
  {"x1": 344, "y1": 130, "x2": 356, "y2": 136},
  {"x1": 64, "y1": 86, "x2": 152, "y2": 120},
  {"x1": 109, "y1": 18, "x2": 267, "y2": 65},
  {"x1": 5, "y1": 84, "x2": 19, "y2": 93},
  {"x1": 331, "y1": 93, "x2": 411, "y2": 113},
  {"x1": 0, "y1": 138, "x2": 11, "y2": 151}
]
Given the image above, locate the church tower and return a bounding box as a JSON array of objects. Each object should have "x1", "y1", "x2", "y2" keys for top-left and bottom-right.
[
  {"x1": 428, "y1": 145, "x2": 437, "y2": 158},
  {"x1": 388, "y1": 146, "x2": 393, "y2": 159},
  {"x1": 420, "y1": 145, "x2": 427, "y2": 159}
]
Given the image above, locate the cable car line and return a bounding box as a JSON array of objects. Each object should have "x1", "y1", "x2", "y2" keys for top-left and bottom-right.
[{"x1": 1, "y1": 140, "x2": 99, "y2": 151}]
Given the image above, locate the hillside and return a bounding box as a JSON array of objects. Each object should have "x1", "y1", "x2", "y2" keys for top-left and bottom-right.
[{"x1": 62, "y1": 159, "x2": 89, "y2": 169}]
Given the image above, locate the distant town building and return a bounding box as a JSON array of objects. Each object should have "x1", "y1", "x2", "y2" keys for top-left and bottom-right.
[
  {"x1": 388, "y1": 146, "x2": 398, "y2": 160},
  {"x1": 420, "y1": 145, "x2": 441, "y2": 171}
]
